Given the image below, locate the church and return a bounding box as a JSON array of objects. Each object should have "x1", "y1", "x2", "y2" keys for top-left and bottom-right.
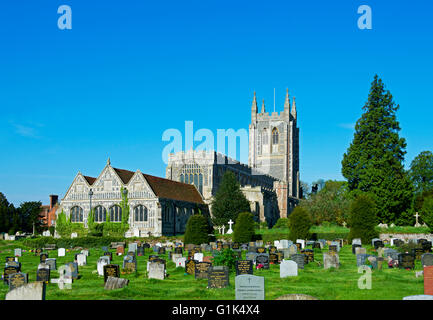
[
  {"x1": 55, "y1": 89, "x2": 300, "y2": 236},
  {"x1": 166, "y1": 89, "x2": 300, "y2": 227}
]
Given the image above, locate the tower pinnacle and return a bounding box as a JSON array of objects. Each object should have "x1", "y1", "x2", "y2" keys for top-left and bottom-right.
[{"x1": 284, "y1": 88, "x2": 291, "y2": 110}]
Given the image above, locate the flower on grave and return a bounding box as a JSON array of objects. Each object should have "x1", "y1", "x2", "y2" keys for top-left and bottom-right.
[{"x1": 256, "y1": 263, "x2": 264, "y2": 270}]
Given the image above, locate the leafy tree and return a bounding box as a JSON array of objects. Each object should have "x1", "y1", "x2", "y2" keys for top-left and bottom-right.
[
  {"x1": 300, "y1": 180, "x2": 352, "y2": 225},
  {"x1": 0, "y1": 192, "x2": 14, "y2": 233},
  {"x1": 272, "y1": 217, "x2": 290, "y2": 229},
  {"x1": 18, "y1": 201, "x2": 44, "y2": 233},
  {"x1": 348, "y1": 194, "x2": 379, "y2": 244},
  {"x1": 409, "y1": 151, "x2": 433, "y2": 195},
  {"x1": 183, "y1": 214, "x2": 210, "y2": 245},
  {"x1": 211, "y1": 171, "x2": 251, "y2": 227},
  {"x1": 233, "y1": 212, "x2": 255, "y2": 243},
  {"x1": 341, "y1": 75, "x2": 414, "y2": 224},
  {"x1": 288, "y1": 206, "x2": 313, "y2": 241}
]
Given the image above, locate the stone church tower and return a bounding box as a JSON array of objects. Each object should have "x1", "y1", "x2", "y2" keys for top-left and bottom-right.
[{"x1": 248, "y1": 89, "x2": 300, "y2": 217}]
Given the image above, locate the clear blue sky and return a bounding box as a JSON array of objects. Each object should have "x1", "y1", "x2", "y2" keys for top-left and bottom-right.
[{"x1": 1, "y1": 0, "x2": 432, "y2": 206}]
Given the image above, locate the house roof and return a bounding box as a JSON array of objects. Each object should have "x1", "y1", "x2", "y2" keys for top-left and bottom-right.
[
  {"x1": 83, "y1": 176, "x2": 97, "y2": 185},
  {"x1": 142, "y1": 173, "x2": 204, "y2": 204},
  {"x1": 79, "y1": 165, "x2": 204, "y2": 204}
]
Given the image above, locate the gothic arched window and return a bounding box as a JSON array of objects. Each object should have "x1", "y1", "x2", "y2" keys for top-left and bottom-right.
[
  {"x1": 70, "y1": 206, "x2": 83, "y2": 223},
  {"x1": 272, "y1": 127, "x2": 279, "y2": 145},
  {"x1": 134, "y1": 205, "x2": 148, "y2": 222},
  {"x1": 94, "y1": 206, "x2": 106, "y2": 222},
  {"x1": 109, "y1": 205, "x2": 122, "y2": 222}
]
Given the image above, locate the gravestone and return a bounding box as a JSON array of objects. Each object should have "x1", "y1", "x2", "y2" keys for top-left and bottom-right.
[
  {"x1": 104, "y1": 251, "x2": 113, "y2": 261},
  {"x1": 424, "y1": 265, "x2": 433, "y2": 295},
  {"x1": 195, "y1": 262, "x2": 212, "y2": 279},
  {"x1": 288, "y1": 244, "x2": 297, "y2": 256},
  {"x1": 158, "y1": 247, "x2": 166, "y2": 255},
  {"x1": 290, "y1": 254, "x2": 305, "y2": 270},
  {"x1": 403, "y1": 295, "x2": 433, "y2": 300},
  {"x1": 352, "y1": 238, "x2": 362, "y2": 246},
  {"x1": 422, "y1": 253, "x2": 433, "y2": 267},
  {"x1": 174, "y1": 247, "x2": 183, "y2": 255},
  {"x1": 208, "y1": 266, "x2": 229, "y2": 288},
  {"x1": 76, "y1": 254, "x2": 87, "y2": 266},
  {"x1": 323, "y1": 253, "x2": 339, "y2": 269},
  {"x1": 235, "y1": 260, "x2": 253, "y2": 276},
  {"x1": 269, "y1": 253, "x2": 279, "y2": 264},
  {"x1": 81, "y1": 249, "x2": 89, "y2": 257},
  {"x1": 6, "y1": 260, "x2": 21, "y2": 272},
  {"x1": 255, "y1": 254, "x2": 270, "y2": 269},
  {"x1": 194, "y1": 253, "x2": 204, "y2": 262},
  {"x1": 296, "y1": 239, "x2": 305, "y2": 249},
  {"x1": 103, "y1": 264, "x2": 120, "y2": 283},
  {"x1": 373, "y1": 240, "x2": 384, "y2": 250},
  {"x1": 58, "y1": 248, "x2": 65, "y2": 257},
  {"x1": 116, "y1": 246, "x2": 124, "y2": 256},
  {"x1": 5, "y1": 282, "x2": 46, "y2": 300},
  {"x1": 128, "y1": 243, "x2": 138, "y2": 253},
  {"x1": 355, "y1": 247, "x2": 367, "y2": 255},
  {"x1": 256, "y1": 247, "x2": 266, "y2": 254},
  {"x1": 268, "y1": 246, "x2": 277, "y2": 254},
  {"x1": 123, "y1": 255, "x2": 137, "y2": 273},
  {"x1": 313, "y1": 242, "x2": 322, "y2": 250},
  {"x1": 185, "y1": 259, "x2": 197, "y2": 275},
  {"x1": 352, "y1": 244, "x2": 361, "y2": 254},
  {"x1": 14, "y1": 248, "x2": 22, "y2": 257},
  {"x1": 4, "y1": 266, "x2": 19, "y2": 284},
  {"x1": 97, "y1": 258, "x2": 109, "y2": 276},
  {"x1": 6, "y1": 256, "x2": 15, "y2": 263},
  {"x1": 104, "y1": 276, "x2": 129, "y2": 290},
  {"x1": 245, "y1": 252, "x2": 257, "y2": 264},
  {"x1": 280, "y1": 260, "x2": 298, "y2": 278},
  {"x1": 45, "y1": 258, "x2": 57, "y2": 270},
  {"x1": 64, "y1": 262, "x2": 79, "y2": 280},
  {"x1": 301, "y1": 249, "x2": 314, "y2": 263},
  {"x1": 235, "y1": 274, "x2": 265, "y2": 300},
  {"x1": 329, "y1": 245, "x2": 338, "y2": 254},
  {"x1": 172, "y1": 253, "x2": 182, "y2": 264},
  {"x1": 330, "y1": 241, "x2": 340, "y2": 252},
  {"x1": 36, "y1": 267, "x2": 50, "y2": 284},
  {"x1": 40, "y1": 253, "x2": 48, "y2": 263},
  {"x1": 137, "y1": 246, "x2": 145, "y2": 256},
  {"x1": 175, "y1": 257, "x2": 186, "y2": 268},
  {"x1": 148, "y1": 261, "x2": 165, "y2": 280},
  {"x1": 399, "y1": 253, "x2": 415, "y2": 269},
  {"x1": 8, "y1": 272, "x2": 28, "y2": 291},
  {"x1": 412, "y1": 248, "x2": 424, "y2": 261}
]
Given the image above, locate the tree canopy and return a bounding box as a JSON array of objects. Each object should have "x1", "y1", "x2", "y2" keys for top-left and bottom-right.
[
  {"x1": 409, "y1": 151, "x2": 433, "y2": 195},
  {"x1": 341, "y1": 75, "x2": 413, "y2": 224}
]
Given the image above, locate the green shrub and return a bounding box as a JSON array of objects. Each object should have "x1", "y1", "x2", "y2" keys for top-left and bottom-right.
[
  {"x1": 348, "y1": 194, "x2": 379, "y2": 244},
  {"x1": 288, "y1": 207, "x2": 313, "y2": 241},
  {"x1": 184, "y1": 214, "x2": 210, "y2": 245},
  {"x1": 273, "y1": 218, "x2": 289, "y2": 229},
  {"x1": 212, "y1": 248, "x2": 238, "y2": 271},
  {"x1": 233, "y1": 212, "x2": 255, "y2": 243},
  {"x1": 422, "y1": 197, "x2": 433, "y2": 232}
]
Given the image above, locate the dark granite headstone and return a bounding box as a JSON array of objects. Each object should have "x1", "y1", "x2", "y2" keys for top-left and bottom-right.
[
  {"x1": 208, "y1": 266, "x2": 229, "y2": 288},
  {"x1": 185, "y1": 259, "x2": 197, "y2": 275},
  {"x1": 235, "y1": 260, "x2": 253, "y2": 276},
  {"x1": 40, "y1": 253, "x2": 48, "y2": 263},
  {"x1": 412, "y1": 248, "x2": 424, "y2": 260},
  {"x1": 194, "y1": 262, "x2": 212, "y2": 279},
  {"x1": 291, "y1": 254, "x2": 305, "y2": 269},
  {"x1": 36, "y1": 267, "x2": 50, "y2": 284},
  {"x1": 352, "y1": 244, "x2": 362, "y2": 254},
  {"x1": 399, "y1": 253, "x2": 415, "y2": 269},
  {"x1": 103, "y1": 264, "x2": 120, "y2": 283},
  {"x1": 8, "y1": 272, "x2": 27, "y2": 291},
  {"x1": 255, "y1": 254, "x2": 270, "y2": 269},
  {"x1": 3, "y1": 266, "x2": 19, "y2": 284}
]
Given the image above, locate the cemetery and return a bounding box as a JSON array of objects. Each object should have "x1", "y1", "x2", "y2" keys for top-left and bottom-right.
[{"x1": 0, "y1": 227, "x2": 432, "y2": 300}]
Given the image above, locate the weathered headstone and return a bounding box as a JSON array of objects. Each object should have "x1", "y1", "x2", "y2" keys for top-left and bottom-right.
[
  {"x1": 291, "y1": 254, "x2": 305, "y2": 270},
  {"x1": 76, "y1": 254, "x2": 87, "y2": 266},
  {"x1": 8, "y1": 272, "x2": 28, "y2": 291},
  {"x1": 104, "y1": 276, "x2": 129, "y2": 290},
  {"x1": 185, "y1": 259, "x2": 197, "y2": 275},
  {"x1": 235, "y1": 274, "x2": 264, "y2": 300},
  {"x1": 422, "y1": 253, "x2": 433, "y2": 267},
  {"x1": 97, "y1": 257, "x2": 109, "y2": 276},
  {"x1": 14, "y1": 248, "x2": 22, "y2": 257},
  {"x1": 58, "y1": 248, "x2": 66, "y2": 257},
  {"x1": 45, "y1": 258, "x2": 57, "y2": 270},
  {"x1": 5, "y1": 282, "x2": 46, "y2": 300},
  {"x1": 4, "y1": 266, "x2": 19, "y2": 284},
  {"x1": 323, "y1": 253, "x2": 339, "y2": 269},
  {"x1": 280, "y1": 260, "x2": 298, "y2": 277},
  {"x1": 148, "y1": 261, "x2": 165, "y2": 280}
]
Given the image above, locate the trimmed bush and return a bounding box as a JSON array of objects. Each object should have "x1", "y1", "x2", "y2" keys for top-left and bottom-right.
[
  {"x1": 273, "y1": 218, "x2": 289, "y2": 229},
  {"x1": 348, "y1": 194, "x2": 379, "y2": 244},
  {"x1": 212, "y1": 248, "x2": 238, "y2": 271},
  {"x1": 288, "y1": 207, "x2": 313, "y2": 241},
  {"x1": 184, "y1": 214, "x2": 210, "y2": 245},
  {"x1": 233, "y1": 212, "x2": 255, "y2": 243}
]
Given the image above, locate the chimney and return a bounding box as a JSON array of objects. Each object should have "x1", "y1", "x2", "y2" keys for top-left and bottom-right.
[{"x1": 49, "y1": 195, "x2": 58, "y2": 210}]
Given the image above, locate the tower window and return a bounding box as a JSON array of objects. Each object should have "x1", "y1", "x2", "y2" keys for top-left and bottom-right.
[{"x1": 272, "y1": 127, "x2": 279, "y2": 145}]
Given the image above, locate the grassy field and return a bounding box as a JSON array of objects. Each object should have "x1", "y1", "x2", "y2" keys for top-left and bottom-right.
[{"x1": 0, "y1": 240, "x2": 425, "y2": 300}]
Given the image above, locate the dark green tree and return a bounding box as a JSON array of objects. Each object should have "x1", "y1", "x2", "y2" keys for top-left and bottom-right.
[
  {"x1": 409, "y1": 151, "x2": 433, "y2": 195},
  {"x1": 183, "y1": 214, "x2": 210, "y2": 245},
  {"x1": 348, "y1": 194, "x2": 379, "y2": 244},
  {"x1": 341, "y1": 75, "x2": 413, "y2": 224},
  {"x1": 288, "y1": 206, "x2": 313, "y2": 241},
  {"x1": 211, "y1": 171, "x2": 251, "y2": 227},
  {"x1": 421, "y1": 197, "x2": 433, "y2": 232},
  {"x1": 18, "y1": 201, "x2": 44, "y2": 233},
  {"x1": 0, "y1": 193, "x2": 13, "y2": 233},
  {"x1": 233, "y1": 212, "x2": 255, "y2": 243}
]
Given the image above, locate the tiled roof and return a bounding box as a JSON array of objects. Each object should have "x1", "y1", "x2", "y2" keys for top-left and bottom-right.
[
  {"x1": 142, "y1": 173, "x2": 204, "y2": 204},
  {"x1": 113, "y1": 168, "x2": 135, "y2": 184},
  {"x1": 83, "y1": 176, "x2": 97, "y2": 185}
]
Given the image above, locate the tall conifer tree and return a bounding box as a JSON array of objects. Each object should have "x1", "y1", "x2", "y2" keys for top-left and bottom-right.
[{"x1": 341, "y1": 75, "x2": 413, "y2": 224}]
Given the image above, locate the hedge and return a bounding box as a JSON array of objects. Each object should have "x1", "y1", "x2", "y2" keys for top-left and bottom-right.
[{"x1": 21, "y1": 236, "x2": 126, "y2": 249}]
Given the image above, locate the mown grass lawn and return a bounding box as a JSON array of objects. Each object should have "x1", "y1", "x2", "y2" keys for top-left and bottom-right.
[{"x1": 0, "y1": 240, "x2": 425, "y2": 300}]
